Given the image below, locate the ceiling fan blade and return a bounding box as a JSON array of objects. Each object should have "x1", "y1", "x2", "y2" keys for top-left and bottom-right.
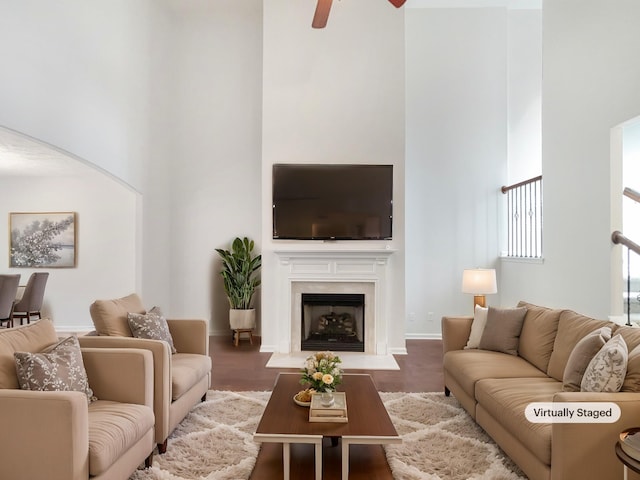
[
  {"x1": 388, "y1": 0, "x2": 406, "y2": 7},
  {"x1": 312, "y1": 0, "x2": 333, "y2": 29}
]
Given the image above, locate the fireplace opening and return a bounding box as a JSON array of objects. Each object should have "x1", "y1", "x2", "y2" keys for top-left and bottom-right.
[{"x1": 301, "y1": 293, "x2": 365, "y2": 352}]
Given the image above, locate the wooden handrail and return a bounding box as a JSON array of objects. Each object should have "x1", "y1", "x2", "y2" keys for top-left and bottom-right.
[
  {"x1": 624, "y1": 187, "x2": 640, "y2": 204},
  {"x1": 501, "y1": 175, "x2": 542, "y2": 194},
  {"x1": 612, "y1": 231, "x2": 640, "y2": 256}
]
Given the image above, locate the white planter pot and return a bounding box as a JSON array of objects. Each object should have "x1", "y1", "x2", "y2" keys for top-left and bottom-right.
[{"x1": 229, "y1": 309, "x2": 256, "y2": 330}]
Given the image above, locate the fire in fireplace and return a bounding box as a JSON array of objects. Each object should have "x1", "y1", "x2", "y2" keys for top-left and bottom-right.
[{"x1": 301, "y1": 293, "x2": 365, "y2": 352}]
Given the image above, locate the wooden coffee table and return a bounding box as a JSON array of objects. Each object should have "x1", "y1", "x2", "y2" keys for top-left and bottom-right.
[{"x1": 253, "y1": 373, "x2": 401, "y2": 480}]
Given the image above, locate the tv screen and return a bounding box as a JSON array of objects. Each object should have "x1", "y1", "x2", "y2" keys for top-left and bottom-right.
[{"x1": 272, "y1": 164, "x2": 393, "y2": 240}]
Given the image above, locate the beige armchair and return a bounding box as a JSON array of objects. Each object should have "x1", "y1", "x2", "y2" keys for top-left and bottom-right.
[
  {"x1": 78, "y1": 293, "x2": 212, "y2": 453},
  {"x1": 0, "y1": 320, "x2": 155, "y2": 480}
]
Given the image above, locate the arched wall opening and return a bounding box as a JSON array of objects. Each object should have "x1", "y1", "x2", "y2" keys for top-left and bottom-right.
[{"x1": 0, "y1": 126, "x2": 141, "y2": 332}]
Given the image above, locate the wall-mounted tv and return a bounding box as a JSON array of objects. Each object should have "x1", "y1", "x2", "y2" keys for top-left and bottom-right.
[{"x1": 272, "y1": 164, "x2": 393, "y2": 240}]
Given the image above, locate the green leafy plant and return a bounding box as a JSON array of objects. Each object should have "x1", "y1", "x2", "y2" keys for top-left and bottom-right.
[{"x1": 215, "y1": 237, "x2": 262, "y2": 309}]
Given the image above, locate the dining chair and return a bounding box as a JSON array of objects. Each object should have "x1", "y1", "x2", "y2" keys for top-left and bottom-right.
[
  {"x1": 0, "y1": 274, "x2": 20, "y2": 328},
  {"x1": 12, "y1": 272, "x2": 49, "y2": 325}
]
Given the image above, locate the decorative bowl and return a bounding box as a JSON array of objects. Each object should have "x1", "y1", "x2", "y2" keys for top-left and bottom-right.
[{"x1": 293, "y1": 393, "x2": 311, "y2": 407}]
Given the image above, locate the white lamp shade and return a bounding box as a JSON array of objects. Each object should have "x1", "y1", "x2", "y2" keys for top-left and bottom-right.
[{"x1": 462, "y1": 268, "x2": 497, "y2": 295}]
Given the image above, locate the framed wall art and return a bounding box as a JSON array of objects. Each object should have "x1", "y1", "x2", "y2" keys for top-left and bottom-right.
[{"x1": 9, "y1": 212, "x2": 77, "y2": 268}]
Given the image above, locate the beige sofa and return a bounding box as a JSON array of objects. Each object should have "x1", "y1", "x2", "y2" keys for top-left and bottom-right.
[
  {"x1": 0, "y1": 320, "x2": 155, "y2": 480},
  {"x1": 78, "y1": 293, "x2": 212, "y2": 453},
  {"x1": 443, "y1": 302, "x2": 640, "y2": 480}
]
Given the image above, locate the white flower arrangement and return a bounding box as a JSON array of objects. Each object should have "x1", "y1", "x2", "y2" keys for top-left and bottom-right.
[{"x1": 300, "y1": 351, "x2": 343, "y2": 392}]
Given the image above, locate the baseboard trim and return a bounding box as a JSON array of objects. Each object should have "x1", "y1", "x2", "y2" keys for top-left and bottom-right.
[{"x1": 405, "y1": 333, "x2": 442, "y2": 340}]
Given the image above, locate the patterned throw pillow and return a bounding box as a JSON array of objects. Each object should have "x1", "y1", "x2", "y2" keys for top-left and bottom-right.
[
  {"x1": 14, "y1": 335, "x2": 97, "y2": 403},
  {"x1": 581, "y1": 334, "x2": 628, "y2": 392},
  {"x1": 127, "y1": 307, "x2": 176, "y2": 354}
]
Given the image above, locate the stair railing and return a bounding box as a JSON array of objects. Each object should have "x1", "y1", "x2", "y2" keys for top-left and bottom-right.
[
  {"x1": 501, "y1": 175, "x2": 543, "y2": 258},
  {"x1": 613, "y1": 185, "x2": 640, "y2": 326}
]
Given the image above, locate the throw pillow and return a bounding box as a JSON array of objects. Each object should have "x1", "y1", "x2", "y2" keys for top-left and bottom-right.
[
  {"x1": 14, "y1": 335, "x2": 97, "y2": 403},
  {"x1": 478, "y1": 306, "x2": 527, "y2": 356},
  {"x1": 90, "y1": 293, "x2": 145, "y2": 337},
  {"x1": 581, "y1": 334, "x2": 628, "y2": 392},
  {"x1": 562, "y1": 326, "x2": 612, "y2": 392},
  {"x1": 464, "y1": 305, "x2": 489, "y2": 349},
  {"x1": 623, "y1": 344, "x2": 640, "y2": 392},
  {"x1": 127, "y1": 307, "x2": 176, "y2": 354}
]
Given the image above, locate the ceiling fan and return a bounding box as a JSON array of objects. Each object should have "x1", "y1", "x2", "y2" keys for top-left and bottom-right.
[{"x1": 312, "y1": 0, "x2": 407, "y2": 29}]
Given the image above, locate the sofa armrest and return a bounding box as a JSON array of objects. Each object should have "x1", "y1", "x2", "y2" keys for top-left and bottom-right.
[
  {"x1": 167, "y1": 318, "x2": 209, "y2": 355},
  {"x1": 0, "y1": 390, "x2": 89, "y2": 480},
  {"x1": 551, "y1": 391, "x2": 640, "y2": 480},
  {"x1": 82, "y1": 347, "x2": 153, "y2": 407},
  {"x1": 441, "y1": 316, "x2": 473, "y2": 354},
  {"x1": 78, "y1": 336, "x2": 171, "y2": 441}
]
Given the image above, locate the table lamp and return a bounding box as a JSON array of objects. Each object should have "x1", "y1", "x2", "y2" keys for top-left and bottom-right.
[{"x1": 462, "y1": 268, "x2": 497, "y2": 309}]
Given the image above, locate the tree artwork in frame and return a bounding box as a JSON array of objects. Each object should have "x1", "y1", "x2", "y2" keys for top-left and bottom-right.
[{"x1": 9, "y1": 212, "x2": 77, "y2": 268}]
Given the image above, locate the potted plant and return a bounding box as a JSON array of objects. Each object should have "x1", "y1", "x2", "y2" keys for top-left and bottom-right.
[{"x1": 215, "y1": 237, "x2": 262, "y2": 332}]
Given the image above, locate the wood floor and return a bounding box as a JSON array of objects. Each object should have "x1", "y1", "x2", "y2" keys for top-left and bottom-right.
[
  {"x1": 209, "y1": 335, "x2": 444, "y2": 392},
  {"x1": 208, "y1": 336, "x2": 444, "y2": 479}
]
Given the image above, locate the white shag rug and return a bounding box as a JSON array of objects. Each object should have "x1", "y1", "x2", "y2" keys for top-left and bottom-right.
[{"x1": 129, "y1": 391, "x2": 526, "y2": 480}]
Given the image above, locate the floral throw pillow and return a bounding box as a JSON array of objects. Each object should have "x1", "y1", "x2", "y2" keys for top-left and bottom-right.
[
  {"x1": 127, "y1": 307, "x2": 176, "y2": 354},
  {"x1": 581, "y1": 334, "x2": 628, "y2": 392},
  {"x1": 14, "y1": 335, "x2": 97, "y2": 403}
]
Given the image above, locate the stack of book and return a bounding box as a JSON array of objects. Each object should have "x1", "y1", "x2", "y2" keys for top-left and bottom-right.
[{"x1": 309, "y1": 392, "x2": 348, "y2": 423}]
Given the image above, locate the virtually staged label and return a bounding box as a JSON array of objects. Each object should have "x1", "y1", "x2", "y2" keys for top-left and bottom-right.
[{"x1": 525, "y1": 402, "x2": 620, "y2": 423}]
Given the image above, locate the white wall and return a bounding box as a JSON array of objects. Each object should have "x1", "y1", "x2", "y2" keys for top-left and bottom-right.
[
  {"x1": 405, "y1": 8, "x2": 507, "y2": 334},
  {"x1": 163, "y1": 0, "x2": 263, "y2": 333},
  {"x1": 0, "y1": 0, "x2": 160, "y2": 329},
  {"x1": 260, "y1": 0, "x2": 406, "y2": 352},
  {"x1": 501, "y1": 0, "x2": 640, "y2": 318},
  {"x1": 507, "y1": 9, "x2": 542, "y2": 184},
  {"x1": 0, "y1": 169, "x2": 138, "y2": 331},
  {"x1": 0, "y1": 0, "x2": 155, "y2": 191},
  {"x1": 0, "y1": 1, "x2": 264, "y2": 332}
]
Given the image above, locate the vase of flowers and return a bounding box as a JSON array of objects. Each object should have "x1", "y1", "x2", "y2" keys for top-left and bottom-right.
[{"x1": 300, "y1": 351, "x2": 343, "y2": 406}]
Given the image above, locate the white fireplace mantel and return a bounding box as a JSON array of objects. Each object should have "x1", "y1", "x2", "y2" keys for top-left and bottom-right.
[
  {"x1": 275, "y1": 248, "x2": 395, "y2": 264},
  {"x1": 272, "y1": 248, "x2": 395, "y2": 355}
]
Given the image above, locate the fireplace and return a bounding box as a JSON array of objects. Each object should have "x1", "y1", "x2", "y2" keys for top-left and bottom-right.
[
  {"x1": 271, "y1": 248, "x2": 398, "y2": 356},
  {"x1": 301, "y1": 293, "x2": 365, "y2": 352}
]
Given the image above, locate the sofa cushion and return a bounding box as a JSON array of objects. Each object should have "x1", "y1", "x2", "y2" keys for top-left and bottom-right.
[
  {"x1": 90, "y1": 293, "x2": 145, "y2": 337},
  {"x1": 128, "y1": 307, "x2": 176, "y2": 354},
  {"x1": 546, "y1": 310, "x2": 612, "y2": 381},
  {"x1": 609, "y1": 324, "x2": 640, "y2": 392},
  {"x1": 0, "y1": 319, "x2": 58, "y2": 389},
  {"x1": 475, "y1": 377, "x2": 561, "y2": 466},
  {"x1": 443, "y1": 350, "x2": 547, "y2": 399},
  {"x1": 517, "y1": 301, "x2": 561, "y2": 372},
  {"x1": 88, "y1": 400, "x2": 155, "y2": 476},
  {"x1": 14, "y1": 335, "x2": 97, "y2": 403},
  {"x1": 478, "y1": 306, "x2": 527, "y2": 355},
  {"x1": 464, "y1": 305, "x2": 488, "y2": 349},
  {"x1": 171, "y1": 353, "x2": 212, "y2": 401},
  {"x1": 562, "y1": 326, "x2": 611, "y2": 392},
  {"x1": 581, "y1": 334, "x2": 628, "y2": 392},
  {"x1": 613, "y1": 324, "x2": 640, "y2": 350}
]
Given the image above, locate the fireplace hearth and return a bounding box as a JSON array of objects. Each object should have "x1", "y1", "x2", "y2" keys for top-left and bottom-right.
[{"x1": 301, "y1": 293, "x2": 365, "y2": 352}]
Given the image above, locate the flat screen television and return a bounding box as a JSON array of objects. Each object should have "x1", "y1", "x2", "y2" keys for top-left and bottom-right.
[{"x1": 272, "y1": 164, "x2": 393, "y2": 240}]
